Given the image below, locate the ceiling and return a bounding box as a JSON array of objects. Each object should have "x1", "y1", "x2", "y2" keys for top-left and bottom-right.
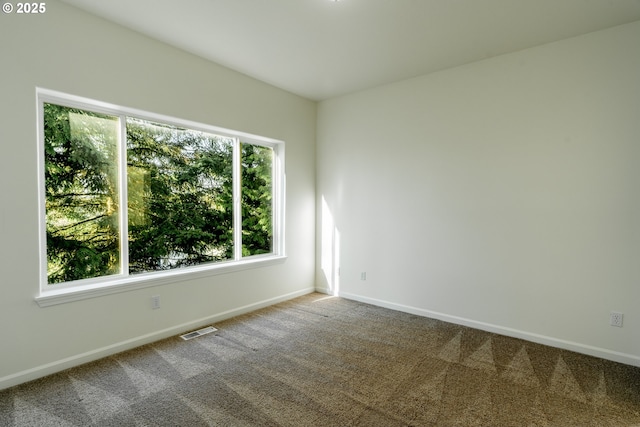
[{"x1": 60, "y1": 0, "x2": 640, "y2": 101}]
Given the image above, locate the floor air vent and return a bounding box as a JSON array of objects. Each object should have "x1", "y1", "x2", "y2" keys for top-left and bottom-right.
[{"x1": 180, "y1": 326, "x2": 218, "y2": 341}]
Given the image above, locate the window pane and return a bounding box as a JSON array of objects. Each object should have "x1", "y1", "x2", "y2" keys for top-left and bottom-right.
[
  {"x1": 43, "y1": 103, "x2": 121, "y2": 284},
  {"x1": 241, "y1": 143, "x2": 273, "y2": 256},
  {"x1": 126, "y1": 118, "x2": 234, "y2": 273}
]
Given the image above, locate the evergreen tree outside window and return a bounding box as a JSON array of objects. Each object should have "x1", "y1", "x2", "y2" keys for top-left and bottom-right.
[
  {"x1": 125, "y1": 118, "x2": 235, "y2": 274},
  {"x1": 44, "y1": 105, "x2": 121, "y2": 283},
  {"x1": 38, "y1": 89, "x2": 284, "y2": 295},
  {"x1": 241, "y1": 143, "x2": 273, "y2": 256}
]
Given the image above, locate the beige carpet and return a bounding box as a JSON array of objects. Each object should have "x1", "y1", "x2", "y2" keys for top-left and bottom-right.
[{"x1": 1, "y1": 293, "x2": 639, "y2": 426}]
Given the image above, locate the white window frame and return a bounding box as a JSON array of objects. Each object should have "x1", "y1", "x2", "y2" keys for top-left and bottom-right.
[{"x1": 35, "y1": 88, "x2": 286, "y2": 307}]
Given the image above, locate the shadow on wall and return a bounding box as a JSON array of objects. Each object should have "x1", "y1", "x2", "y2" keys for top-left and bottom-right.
[{"x1": 321, "y1": 196, "x2": 341, "y2": 296}]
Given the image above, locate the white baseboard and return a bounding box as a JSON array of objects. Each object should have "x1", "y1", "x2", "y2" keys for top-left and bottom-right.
[
  {"x1": 314, "y1": 285, "x2": 332, "y2": 295},
  {"x1": 0, "y1": 287, "x2": 315, "y2": 391},
  {"x1": 338, "y1": 291, "x2": 640, "y2": 368}
]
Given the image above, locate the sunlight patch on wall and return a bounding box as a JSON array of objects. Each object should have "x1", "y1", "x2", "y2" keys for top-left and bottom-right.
[{"x1": 321, "y1": 196, "x2": 340, "y2": 296}]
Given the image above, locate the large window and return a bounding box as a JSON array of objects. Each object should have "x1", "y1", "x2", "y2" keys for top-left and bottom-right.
[{"x1": 37, "y1": 89, "x2": 284, "y2": 302}]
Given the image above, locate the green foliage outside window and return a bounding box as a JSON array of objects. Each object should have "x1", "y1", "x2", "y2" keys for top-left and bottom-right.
[
  {"x1": 125, "y1": 118, "x2": 235, "y2": 273},
  {"x1": 43, "y1": 103, "x2": 274, "y2": 285},
  {"x1": 44, "y1": 104, "x2": 121, "y2": 283},
  {"x1": 241, "y1": 144, "x2": 273, "y2": 256}
]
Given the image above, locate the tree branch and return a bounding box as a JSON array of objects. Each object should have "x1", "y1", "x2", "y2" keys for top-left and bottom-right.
[{"x1": 56, "y1": 214, "x2": 109, "y2": 231}]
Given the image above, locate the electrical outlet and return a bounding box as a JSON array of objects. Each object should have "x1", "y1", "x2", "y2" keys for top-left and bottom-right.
[
  {"x1": 610, "y1": 312, "x2": 623, "y2": 327},
  {"x1": 360, "y1": 272, "x2": 367, "y2": 281},
  {"x1": 151, "y1": 295, "x2": 161, "y2": 310}
]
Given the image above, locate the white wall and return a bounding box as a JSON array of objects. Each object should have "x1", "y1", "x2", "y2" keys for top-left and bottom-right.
[
  {"x1": 317, "y1": 21, "x2": 640, "y2": 366},
  {"x1": 0, "y1": 0, "x2": 316, "y2": 389}
]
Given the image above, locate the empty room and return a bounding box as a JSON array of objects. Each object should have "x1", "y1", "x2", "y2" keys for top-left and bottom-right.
[{"x1": 0, "y1": 0, "x2": 639, "y2": 425}]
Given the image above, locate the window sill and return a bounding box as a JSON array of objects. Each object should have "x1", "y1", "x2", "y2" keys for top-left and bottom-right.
[{"x1": 35, "y1": 255, "x2": 287, "y2": 307}]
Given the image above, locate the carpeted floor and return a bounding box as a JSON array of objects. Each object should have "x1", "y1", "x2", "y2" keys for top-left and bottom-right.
[{"x1": 1, "y1": 293, "x2": 639, "y2": 426}]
